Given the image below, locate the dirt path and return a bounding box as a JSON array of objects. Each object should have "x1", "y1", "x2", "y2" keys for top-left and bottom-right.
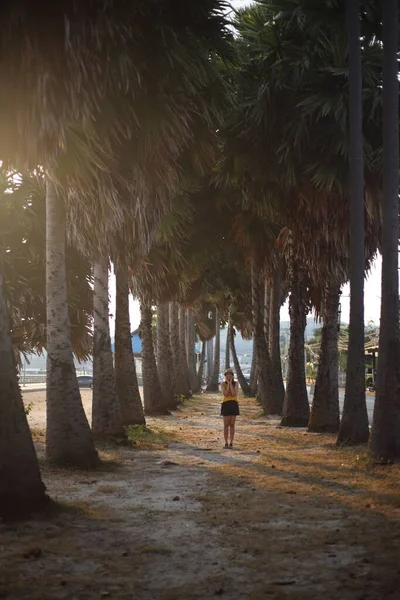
[{"x1": 1, "y1": 393, "x2": 399, "y2": 600}]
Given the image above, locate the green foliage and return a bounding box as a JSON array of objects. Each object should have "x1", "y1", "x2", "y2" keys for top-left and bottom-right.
[
  {"x1": 24, "y1": 402, "x2": 34, "y2": 416},
  {"x1": 0, "y1": 169, "x2": 93, "y2": 361},
  {"x1": 125, "y1": 424, "x2": 169, "y2": 448},
  {"x1": 175, "y1": 394, "x2": 187, "y2": 406}
]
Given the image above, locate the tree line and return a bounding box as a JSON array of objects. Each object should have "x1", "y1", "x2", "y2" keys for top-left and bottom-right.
[{"x1": 0, "y1": 0, "x2": 398, "y2": 520}]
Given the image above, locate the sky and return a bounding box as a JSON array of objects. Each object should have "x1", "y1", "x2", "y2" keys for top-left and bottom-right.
[{"x1": 109, "y1": 0, "x2": 384, "y2": 336}]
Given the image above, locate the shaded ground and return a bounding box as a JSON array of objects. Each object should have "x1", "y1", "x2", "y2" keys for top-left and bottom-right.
[{"x1": 1, "y1": 392, "x2": 399, "y2": 599}]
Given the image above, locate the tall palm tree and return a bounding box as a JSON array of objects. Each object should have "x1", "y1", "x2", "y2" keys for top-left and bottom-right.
[
  {"x1": 281, "y1": 262, "x2": 310, "y2": 427},
  {"x1": 187, "y1": 308, "x2": 200, "y2": 392},
  {"x1": 46, "y1": 179, "x2": 99, "y2": 466},
  {"x1": 251, "y1": 251, "x2": 282, "y2": 413},
  {"x1": 369, "y1": 0, "x2": 400, "y2": 462},
  {"x1": 308, "y1": 284, "x2": 341, "y2": 433},
  {"x1": 337, "y1": 0, "x2": 369, "y2": 445},
  {"x1": 169, "y1": 302, "x2": 191, "y2": 398},
  {"x1": 228, "y1": 321, "x2": 252, "y2": 396},
  {"x1": 115, "y1": 265, "x2": 145, "y2": 426},
  {"x1": 92, "y1": 258, "x2": 123, "y2": 437},
  {"x1": 0, "y1": 263, "x2": 49, "y2": 519},
  {"x1": 157, "y1": 303, "x2": 176, "y2": 409},
  {"x1": 206, "y1": 307, "x2": 221, "y2": 392},
  {"x1": 269, "y1": 264, "x2": 285, "y2": 413},
  {"x1": 140, "y1": 302, "x2": 165, "y2": 414}
]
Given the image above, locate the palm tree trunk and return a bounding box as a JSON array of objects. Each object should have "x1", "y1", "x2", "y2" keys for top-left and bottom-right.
[
  {"x1": 229, "y1": 321, "x2": 252, "y2": 396},
  {"x1": 281, "y1": 267, "x2": 310, "y2": 427},
  {"x1": 269, "y1": 266, "x2": 285, "y2": 414},
  {"x1": 46, "y1": 178, "x2": 99, "y2": 467},
  {"x1": 370, "y1": 0, "x2": 400, "y2": 461},
  {"x1": 169, "y1": 302, "x2": 191, "y2": 398},
  {"x1": 179, "y1": 305, "x2": 191, "y2": 391},
  {"x1": 251, "y1": 252, "x2": 280, "y2": 413},
  {"x1": 206, "y1": 307, "x2": 220, "y2": 392},
  {"x1": 308, "y1": 284, "x2": 340, "y2": 433},
  {"x1": 0, "y1": 265, "x2": 49, "y2": 519},
  {"x1": 249, "y1": 343, "x2": 258, "y2": 396},
  {"x1": 92, "y1": 258, "x2": 124, "y2": 437},
  {"x1": 206, "y1": 338, "x2": 214, "y2": 378},
  {"x1": 115, "y1": 265, "x2": 145, "y2": 426},
  {"x1": 157, "y1": 303, "x2": 176, "y2": 409},
  {"x1": 187, "y1": 308, "x2": 200, "y2": 392},
  {"x1": 337, "y1": 0, "x2": 369, "y2": 444},
  {"x1": 140, "y1": 302, "x2": 165, "y2": 414},
  {"x1": 197, "y1": 340, "x2": 206, "y2": 384},
  {"x1": 225, "y1": 326, "x2": 230, "y2": 370},
  {"x1": 264, "y1": 280, "x2": 271, "y2": 345}
]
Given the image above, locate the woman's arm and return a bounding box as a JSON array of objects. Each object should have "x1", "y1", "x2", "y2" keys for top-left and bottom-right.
[{"x1": 221, "y1": 381, "x2": 230, "y2": 397}]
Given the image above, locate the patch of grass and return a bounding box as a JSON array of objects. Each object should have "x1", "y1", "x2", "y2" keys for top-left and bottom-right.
[
  {"x1": 125, "y1": 424, "x2": 169, "y2": 449},
  {"x1": 53, "y1": 499, "x2": 111, "y2": 520},
  {"x1": 24, "y1": 402, "x2": 35, "y2": 415}
]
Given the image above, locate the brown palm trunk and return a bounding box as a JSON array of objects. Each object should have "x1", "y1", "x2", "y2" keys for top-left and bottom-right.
[
  {"x1": 225, "y1": 326, "x2": 231, "y2": 370},
  {"x1": 249, "y1": 344, "x2": 258, "y2": 396},
  {"x1": 179, "y1": 305, "x2": 191, "y2": 392},
  {"x1": 229, "y1": 321, "x2": 252, "y2": 396},
  {"x1": 197, "y1": 340, "x2": 206, "y2": 384},
  {"x1": 187, "y1": 308, "x2": 200, "y2": 392},
  {"x1": 140, "y1": 302, "x2": 165, "y2": 414},
  {"x1": 206, "y1": 307, "x2": 220, "y2": 392},
  {"x1": 115, "y1": 265, "x2": 145, "y2": 426},
  {"x1": 269, "y1": 266, "x2": 285, "y2": 414},
  {"x1": 251, "y1": 252, "x2": 280, "y2": 413},
  {"x1": 370, "y1": 0, "x2": 400, "y2": 461},
  {"x1": 206, "y1": 338, "x2": 214, "y2": 378},
  {"x1": 92, "y1": 258, "x2": 124, "y2": 437},
  {"x1": 281, "y1": 267, "x2": 310, "y2": 427},
  {"x1": 169, "y1": 302, "x2": 191, "y2": 398},
  {"x1": 0, "y1": 265, "x2": 49, "y2": 519},
  {"x1": 157, "y1": 303, "x2": 176, "y2": 409},
  {"x1": 337, "y1": 0, "x2": 369, "y2": 445},
  {"x1": 46, "y1": 178, "x2": 99, "y2": 467},
  {"x1": 264, "y1": 280, "x2": 271, "y2": 345},
  {"x1": 308, "y1": 284, "x2": 340, "y2": 433}
]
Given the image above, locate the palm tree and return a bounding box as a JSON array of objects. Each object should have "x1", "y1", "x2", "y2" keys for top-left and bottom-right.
[
  {"x1": 337, "y1": 0, "x2": 369, "y2": 445},
  {"x1": 140, "y1": 302, "x2": 165, "y2": 414},
  {"x1": 206, "y1": 307, "x2": 221, "y2": 392},
  {"x1": 0, "y1": 170, "x2": 93, "y2": 361},
  {"x1": 197, "y1": 340, "x2": 206, "y2": 385},
  {"x1": 308, "y1": 284, "x2": 341, "y2": 433},
  {"x1": 179, "y1": 305, "x2": 191, "y2": 391},
  {"x1": 281, "y1": 262, "x2": 310, "y2": 427},
  {"x1": 268, "y1": 263, "x2": 285, "y2": 413},
  {"x1": 92, "y1": 258, "x2": 123, "y2": 437},
  {"x1": 187, "y1": 308, "x2": 201, "y2": 393},
  {"x1": 169, "y1": 302, "x2": 191, "y2": 398},
  {"x1": 46, "y1": 178, "x2": 99, "y2": 466},
  {"x1": 115, "y1": 264, "x2": 145, "y2": 426},
  {"x1": 157, "y1": 303, "x2": 176, "y2": 409},
  {"x1": 0, "y1": 263, "x2": 49, "y2": 519},
  {"x1": 228, "y1": 321, "x2": 252, "y2": 396},
  {"x1": 369, "y1": 0, "x2": 400, "y2": 462}
]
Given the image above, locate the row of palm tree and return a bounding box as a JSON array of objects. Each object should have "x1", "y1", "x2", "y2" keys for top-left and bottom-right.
[{"x1": 0, "y1": 0, "x2": 399, "y2": 520}]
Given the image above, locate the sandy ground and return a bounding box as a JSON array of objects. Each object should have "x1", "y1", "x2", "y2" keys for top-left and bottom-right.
[{"x1": 1, "y1": 391, "x2": 399, "y2": 600}]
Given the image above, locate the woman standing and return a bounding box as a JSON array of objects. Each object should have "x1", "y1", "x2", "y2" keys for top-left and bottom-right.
[{"x1": 220, "y1": 368, "x2": 239, "y2": 449}]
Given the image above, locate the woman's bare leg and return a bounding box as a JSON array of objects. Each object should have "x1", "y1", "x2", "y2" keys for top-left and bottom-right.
[
  {"x1": 223, "y1": 416, "x2": 230, "y2": 445},
  {"x1": 229, "y1": 416, "x2": 237, "y2": 445}
]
